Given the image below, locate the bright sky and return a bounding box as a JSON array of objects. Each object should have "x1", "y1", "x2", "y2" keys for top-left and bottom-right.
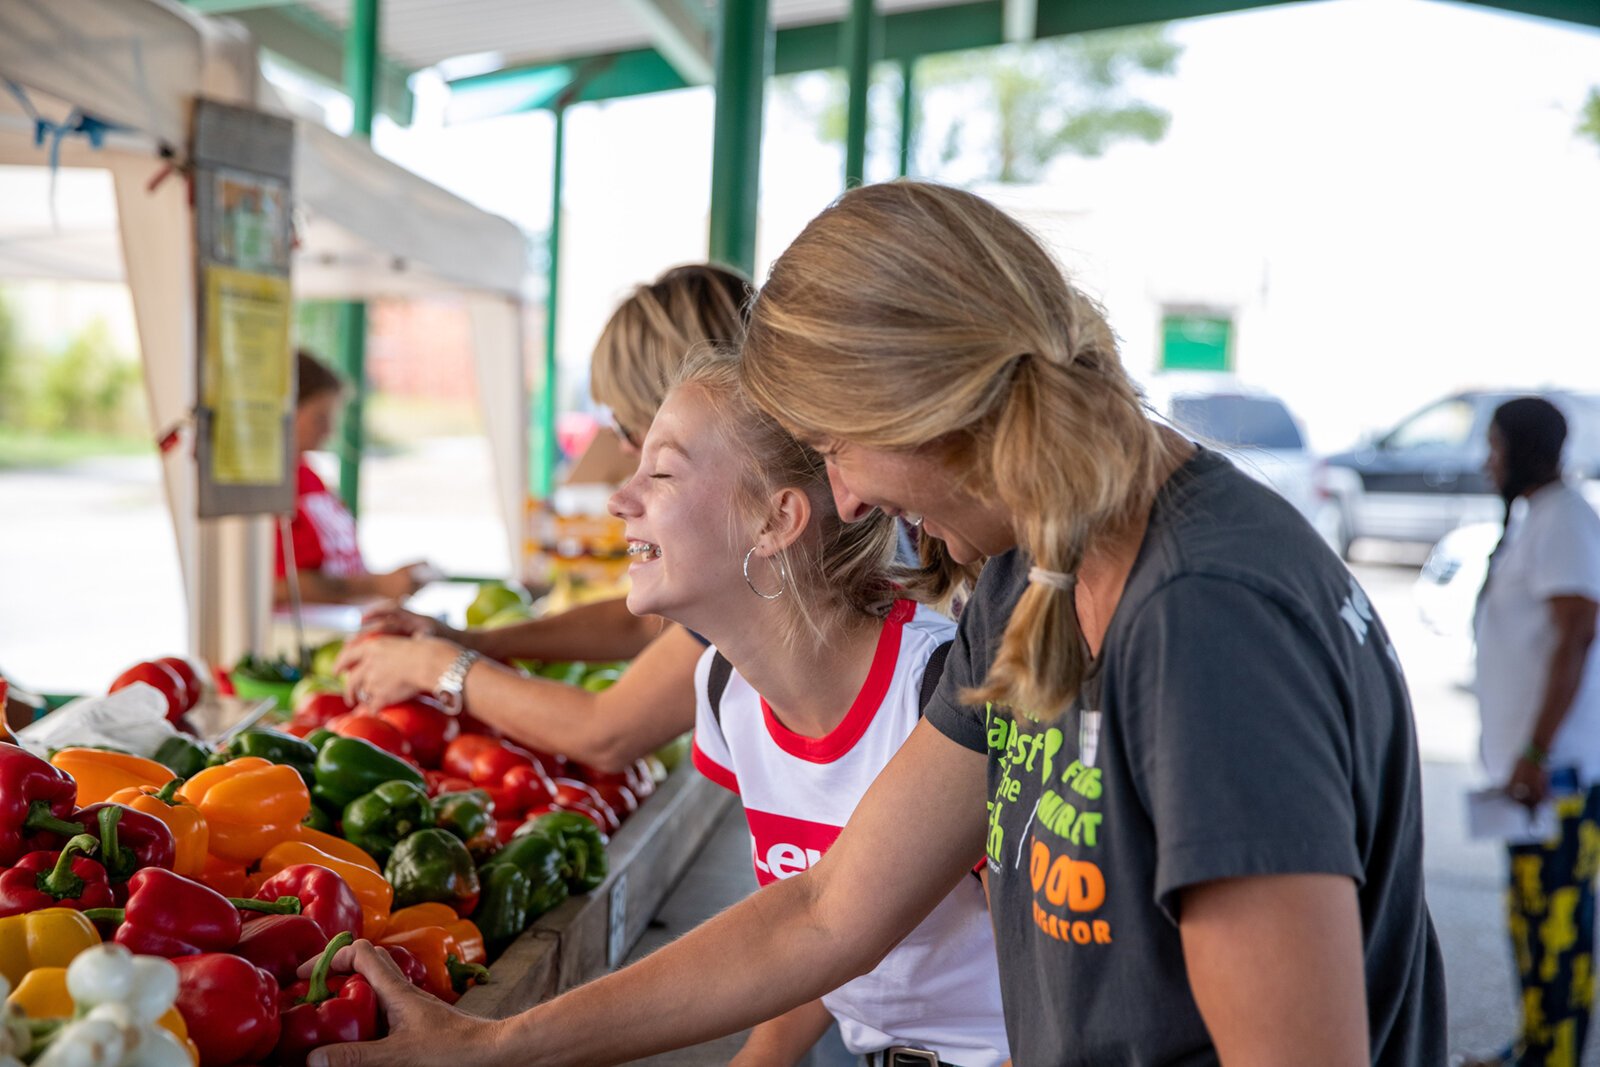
[{"x1": 365, "y1": 0, "x2": 1600, "y2": 451}]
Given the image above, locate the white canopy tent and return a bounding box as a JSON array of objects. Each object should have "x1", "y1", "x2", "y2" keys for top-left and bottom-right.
[{"x1": 0, "y1": 0, "x2": 530, "y2": 668}]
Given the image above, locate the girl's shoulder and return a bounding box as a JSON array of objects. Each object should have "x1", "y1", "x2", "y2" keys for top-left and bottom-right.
[{"x1": 902, "y1": 601, "x2": 958, "y2": 653}]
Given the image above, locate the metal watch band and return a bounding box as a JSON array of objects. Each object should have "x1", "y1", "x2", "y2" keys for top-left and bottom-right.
[{"x1": 435, "y1": 649, "x2": 481, "y2": 715}]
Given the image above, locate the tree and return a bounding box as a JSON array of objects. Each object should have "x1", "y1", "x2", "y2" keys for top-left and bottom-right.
[
  {"x1": 776, "y1": 25, "x2": 1182, "y2": 184},
  {"x1": 1579, "y1": 87, "x2": 1600, "y2": 150}
]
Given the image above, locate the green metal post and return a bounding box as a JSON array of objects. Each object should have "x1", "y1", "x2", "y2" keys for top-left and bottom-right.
[
  {"x1": 336, "y1": 0, "x2": 379, "y2": 516},
  {"x1": 842, "y1": 0, "x2": 877, "y2": 187},
  {"x1": 897, "y1": 56, "x2": 915, "y2": 177},
  {"x1": 709, "y1": 0, "x2": 772, "y2": 275},
  {"x1": 535, "y1": 106, "x2": 566, "y2": 500}
]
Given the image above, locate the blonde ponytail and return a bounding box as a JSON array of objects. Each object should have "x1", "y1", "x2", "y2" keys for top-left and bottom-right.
[{"x1": 742, "y1": 181, "x2": 1165, "y2": 718}]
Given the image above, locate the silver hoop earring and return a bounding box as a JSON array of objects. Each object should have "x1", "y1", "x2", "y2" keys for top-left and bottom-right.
[{"x1": 743, "y1": 546, "x2": 787, "y2": 600}]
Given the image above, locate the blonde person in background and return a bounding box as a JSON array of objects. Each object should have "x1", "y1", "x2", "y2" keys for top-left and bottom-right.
[
  {"x1": 303, "y1": 183, "x2": 1445, "y2": 1067},
  {"x1": 341, "y1": 265, "x2": 747, "y2": 771}
]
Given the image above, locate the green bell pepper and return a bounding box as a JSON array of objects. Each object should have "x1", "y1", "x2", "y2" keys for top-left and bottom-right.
[
  {"x1": 210, "y1": 728, "x2": 319, "y2": 784},
  {"x1": 516, "y1": 812, "x2": 608, "y2": 894},
  {"x1": 487, "y1": 832, "x2": 571, "y2": 914},
  {"x1": 432, "y1": 790, "x2": 497, "y2": 860},
  {"x1": 385, "y1": 828, "x2": 481, "y2": 912},
  {"x1": 472, "y1": 862, "x2": 531, "y2": 954},
  {"x1": 343, "y1": 780, "x2": 435, "y2": 861},
  {"x1": 152, "y1": 736, "x2": 213, "y2": 780},
  {"x1": 312, "y1": 735, "x2": 426, "y2": 810},
  {"x1": 303, "y1": 727, "x2": 337, "y2": 752}
]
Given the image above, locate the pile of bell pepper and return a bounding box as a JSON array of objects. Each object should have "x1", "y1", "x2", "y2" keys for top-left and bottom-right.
[
  {"x1": 0, "y1": 740, "x2": 505, "y2": 1067},
  {"x1": 2, "y1": 677, "x2": 643, "y2": 1060}
]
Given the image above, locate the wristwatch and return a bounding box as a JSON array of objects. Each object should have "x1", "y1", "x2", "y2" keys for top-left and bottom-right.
[{"x1": 434, "y1": 649, "x2": 481, "y2": 716}]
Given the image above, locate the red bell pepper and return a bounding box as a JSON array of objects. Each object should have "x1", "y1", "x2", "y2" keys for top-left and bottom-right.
[
  {"x1": 442, "y1": 736, "x2": 555, "y2": 819},
  {"x1": 0, "y1": 834, "x2": 114, "y2": 916},
  {"x1": 0, "y1": 742, "x2": 80, "y2": 865},
  {"x1": 325, "y1": 713, "x2": 413, "y2": 762},
  {"x1": 235, "y1": 913, "x2": 329, "y2": 984},
  {"x1": 76, "y1": 803, "x2": 177, "y2": 886},
  {"x1": 83, "y1": 866, "x2": 300, "y2": 957},
  {"x1": 173, "y1": 953, "x2": 282, "y2": 1067},
  {"x1": 254, "y1": 864, "x2": 362, "y2": 941},
  {"x1": 380, "y1": 943, "x2": 428, "y2": 990},
  {"x1": 423, "y1": 770, "x2": 475, "y2": 797},
  {"x1": 376, "y1": 697, "x2": 457, "y2": 770},
  {"x1": 274, "y1": 932, "x2": 380, "y2": 1067}
]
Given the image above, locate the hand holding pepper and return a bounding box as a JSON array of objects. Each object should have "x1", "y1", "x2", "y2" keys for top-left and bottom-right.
[
  {"x1": 289, "y1": 938, "x2": 484, "y2": 1066},
  {"x1": 274, "y1": 933, "x2": 379, "y2": 1067}
]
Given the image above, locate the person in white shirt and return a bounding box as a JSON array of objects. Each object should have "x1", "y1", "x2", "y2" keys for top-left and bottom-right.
[
  {"x1": 1464, "y1": 396, "x2": 1600, "y2": 1067},
  {"x1": 603, "y1": 348, "x2": 1007, "y2": 1067}
]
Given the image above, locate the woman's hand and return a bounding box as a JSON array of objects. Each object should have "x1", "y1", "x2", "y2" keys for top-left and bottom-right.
[
  {"x1": 373, "y1": 563, "x2": 432, "y2": 601},
  {"x1": 361, "y1": 604, "x2": 458, "y2": 641},
  {"x1": 1506, "y1": 755, "x2": 1549, "y2": 810},
  {"x1": 301, "y1": 940, "x2": 506, "y2": 1067},
  {"x1": 336, "y1": 635, "x2": 456, "y2": 710}
]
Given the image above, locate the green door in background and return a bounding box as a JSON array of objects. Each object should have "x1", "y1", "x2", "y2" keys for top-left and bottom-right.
[{"x1": 1161, "y1": 312, "x2": 1233, "y2": 372}]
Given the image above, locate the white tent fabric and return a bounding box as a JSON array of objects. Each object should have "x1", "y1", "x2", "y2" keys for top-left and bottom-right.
[{"x1": 0, "y1": 0, "x2": 529, "y2": 667}]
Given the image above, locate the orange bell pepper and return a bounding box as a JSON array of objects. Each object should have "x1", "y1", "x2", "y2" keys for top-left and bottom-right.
[
  {"x1": 384, "y1": 904, "x2": 486, "y2": 965},
  {"x1": 194, "y1": 852, "x2": 248, "y2": 898},
  {"x1": 376, "y1": 926, "x2": 489, "y2": 1004},
  {"x1": 176, "y1": 757, "x2": 309, "y2": 864},
  {"x1": 0, "y1": 907, "x2": 100, "y2": 986},
  {"x1": 49, "y1": 749, "x2": 170, "y2": 804},
  {"x1": 256, "y1": 840, "x2": 392, "y2": 939},
  {"x1": 7, "y1": 966, "x2": 199, "y2": 1067},
  {"x1": 291, "y1": 823, "x2": 381, "y2": 872},
  {"x1": 106, "y1": 780, "x2": 209, "y2": 879}
]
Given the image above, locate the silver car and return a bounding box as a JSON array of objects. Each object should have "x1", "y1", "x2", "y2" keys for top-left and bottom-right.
[{"x1": 1144, "y1": 374, "x2": 1342, "y2": 549}]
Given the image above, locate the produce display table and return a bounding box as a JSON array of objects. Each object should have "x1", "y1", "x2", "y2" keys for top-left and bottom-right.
[{"x1": 457, "y1": 763, "x2": 737, "y2": 1019}]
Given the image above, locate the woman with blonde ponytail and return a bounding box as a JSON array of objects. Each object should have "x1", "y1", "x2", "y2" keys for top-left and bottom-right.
[{"x1": 304, "y1": 187, "x2": 1443, "y2": 1067}]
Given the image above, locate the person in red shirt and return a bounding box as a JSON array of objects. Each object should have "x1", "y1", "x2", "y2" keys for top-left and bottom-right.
[{"x1": 274, "y1": 350, "x2": 434, "y2": 604}]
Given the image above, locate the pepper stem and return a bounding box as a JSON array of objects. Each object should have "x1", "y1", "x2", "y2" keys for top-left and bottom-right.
[
  {"x1": 22, "y1": 801, "x2": 84, "y2": 839},
  {"x1": 96, "y1": 806, "x2": 123, "y2": 869},
  {"x1": 81, "y1": 907, "x2": 125, "y2": 924},
  {"x1": 156, "y1": 779, "x2": 183, "y2": 804},
  {"x1": 38, "y1": 834, "x2": 99, "y2": 899},
  {"x1": 301, "y1": 931, "x2": 354, "y2": 1005},
  {"x1": 230, "y1": 895, "x2": 302, "y2": 916},
  {"x1": 446, "y1": 954, "x2": 490, "y2": 992}
]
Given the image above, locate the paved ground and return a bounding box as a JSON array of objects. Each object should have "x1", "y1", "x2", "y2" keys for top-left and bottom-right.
[{"x1": 0, "y1": 448, "x2": 1587, "y2": 1061}]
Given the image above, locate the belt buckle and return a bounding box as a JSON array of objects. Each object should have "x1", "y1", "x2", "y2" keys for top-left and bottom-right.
[{"x1": 886, "y1": 1048, "x2": 940, "y2": 1067}]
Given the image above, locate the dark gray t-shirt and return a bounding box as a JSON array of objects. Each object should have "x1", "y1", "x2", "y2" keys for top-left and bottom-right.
[{"x1": 925, "y1": 449, "x2": 1445, "y2": 1066}]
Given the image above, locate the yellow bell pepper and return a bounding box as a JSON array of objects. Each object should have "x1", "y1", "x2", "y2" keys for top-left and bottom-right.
[
  {"x1": 7, "y1": 967, "x2": 198, "y2": 1067},
  {"x1": 0, "y1": 908, "x2": 99, "y2": 987},
  {"x1": 48, "y1": 749, "x2": 172, "y2": 804},
  {"x1": 177, "y1": 758, "x2": 309, "y2": 864}
]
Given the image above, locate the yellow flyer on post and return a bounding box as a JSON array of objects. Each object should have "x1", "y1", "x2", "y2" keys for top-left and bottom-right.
[{"x1": 204, "y1": 265, "x2": 291, "y2": 485}]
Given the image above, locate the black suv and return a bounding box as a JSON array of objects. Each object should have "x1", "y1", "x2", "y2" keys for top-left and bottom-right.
[{"x1": 1320, "y1": 390, "x2": 1600, "y2": 555}]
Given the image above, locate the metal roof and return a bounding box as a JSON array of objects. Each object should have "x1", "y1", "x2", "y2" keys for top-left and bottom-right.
[
  {"x1": 199, "y1": 0, "x2": 1600, "y2": 125},
  {"x1": 287, "y1": 0, "x2": 983, "y2": 71}
]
